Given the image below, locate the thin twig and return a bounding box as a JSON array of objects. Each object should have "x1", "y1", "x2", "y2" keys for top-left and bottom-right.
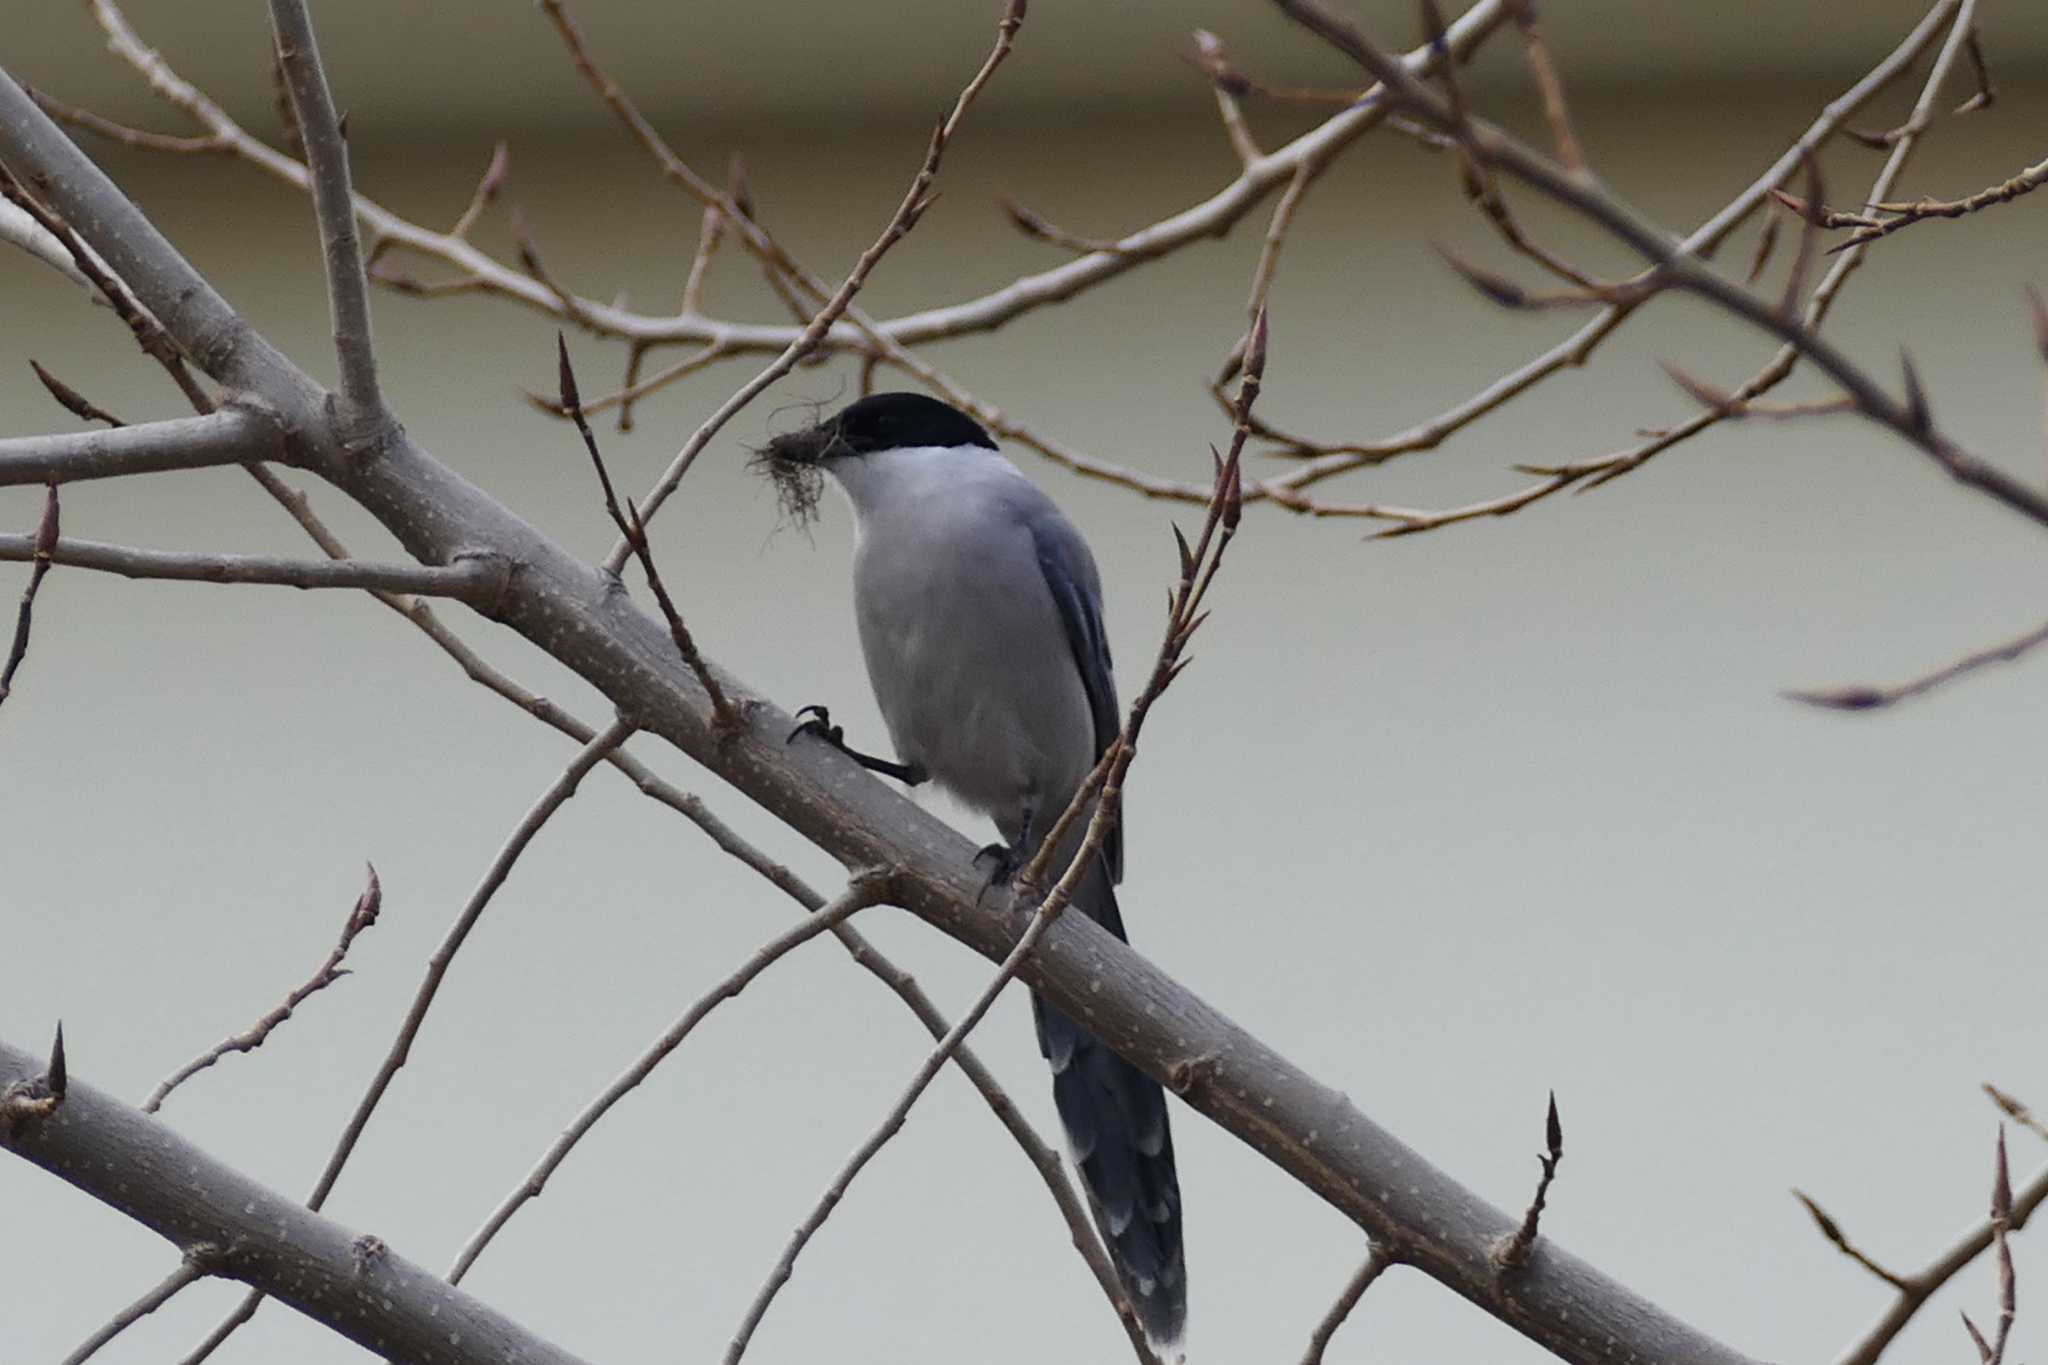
[
  {"x1": 142, "y1": 866, "x2": 383, "y2": 1113},
  {"x1": 59, "y1": 1261, "x2": 206, "y2": 1365},
  {"x1": 1301, "y1": 1246, "x2": 1395, "y2": 1365},
  {"x1": 1249, "y1": 0, "x2": 1957, "y2": 513},
  {"x1": 1284, "y1": 0, "x2": 2046, "y2": 537},
  {"x1": 1831, "y1": 154, "x2": 2047, "y2": 249},
  {"x1": 555, "y1": 336, "x2": 734, "y2": 726}
]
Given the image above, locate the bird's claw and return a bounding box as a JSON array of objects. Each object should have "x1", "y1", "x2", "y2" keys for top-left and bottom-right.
[
  {"x1": 787, "y1": 703, "x2": 845, "y2": 748},
  {"x1": 973, "y1": 839, "x2": 1022, "y2": 889}
]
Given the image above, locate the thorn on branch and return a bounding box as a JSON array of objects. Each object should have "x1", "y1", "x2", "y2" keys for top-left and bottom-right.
[
  {"x1": 1782, "y1": 615, "x2": 2048, "y2": 713},
  {"x1": 1953, "y1": 27, "x2": 1996, "y2": 116},
  {"x1": 1959, "y1": 1129, "x2": 2018, "y2": 1365},
  {"x1": 1493, "y1": 1091, "x2": 1563, "y2": 1274},
  {"x1": 1502, "y1": 0, "x2": 1587, "y2": 175},
  {"x1": 30, "y1": 360, "x2": 125, "y2": 427},
  {"x1": 1795, "y1": 1189, "x2": 1912, "y2": 1289},
  {"x1": 0, "y1": 483, "x2": 61, "y2": 714},
  {"x1": 1744, "y1": 211, "x2": 1780, "y2": 285},
  {"x1": 1779, "y1": 151, "x2": 1825, "y2": 319},
  {"x1": 450, "y1": 141, "x2": 510, "y2": 240},
  {"x1": 48, "y1": 1021, "x2": 66, "y2": 1102},
  {"x1": 511, "y1": 207, "x2": 592, "y2": 328},
  {"x1": 25, "y1": 85, "x2": 228, "y2": 155},
  {"x1": 1899, "y1": 349, "x2": 1931, "y2": 432},
  {"x1": 1436, "y1": 244, "x2": 1650, "y2": 311},
  {"x1": 268, "y1": 38, "x2": 305, "y2": 160},
  {"x1": 995, "y1": 187, "x2": 1129, "y2": 255},
  {"x1": 1984, "y1": 1085, "x2": 2048, "y2": 1145},
  {"x1": 0, "y1": 1020, "x2": 69, "y2": 1134}
]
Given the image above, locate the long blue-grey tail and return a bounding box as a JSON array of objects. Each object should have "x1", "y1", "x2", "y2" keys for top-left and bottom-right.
[{"x1": 1031, "y1": 854, "x2": 1186, "y2": 1350}]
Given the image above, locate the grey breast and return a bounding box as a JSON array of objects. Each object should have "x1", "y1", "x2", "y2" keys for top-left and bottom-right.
[{"x1": 851, "y1": 476, "x2": 1098, "y2": 828}]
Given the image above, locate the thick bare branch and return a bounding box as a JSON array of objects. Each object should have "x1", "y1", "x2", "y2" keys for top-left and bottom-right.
[
  {"x1": 0, "y1": 1038, "x2": 597, "y2": 1365},
  {"x1": 265, "y1": 0, "x2": 383, "y2": 419},
  {"x1": 0, "y1": 409, "x2": 282, "y2": 485}
]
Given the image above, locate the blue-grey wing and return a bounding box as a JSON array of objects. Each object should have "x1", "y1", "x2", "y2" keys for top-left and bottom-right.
[{"x1": 1027, "y1": 511, "x2": 1121, "y2": 880}]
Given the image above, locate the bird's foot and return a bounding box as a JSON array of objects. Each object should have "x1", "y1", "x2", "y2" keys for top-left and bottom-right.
[{"x1": 972, "y1": 805, "x2": 1036, "y2": 903}]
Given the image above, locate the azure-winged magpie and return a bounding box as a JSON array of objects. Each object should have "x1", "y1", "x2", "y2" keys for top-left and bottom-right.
[{"x1": 765, "y1": 391, "x2": 1187, "y2": 1350}]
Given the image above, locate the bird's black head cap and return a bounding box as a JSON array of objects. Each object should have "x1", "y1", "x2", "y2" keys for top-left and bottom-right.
[{"x1": 826, "y1": 392, "x2": 997, "y2": 456}]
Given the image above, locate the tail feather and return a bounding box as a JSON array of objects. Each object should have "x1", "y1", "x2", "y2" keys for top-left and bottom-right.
[{"x1": 1032, "y1": 855, "x2": 1186, "y2": 1350}]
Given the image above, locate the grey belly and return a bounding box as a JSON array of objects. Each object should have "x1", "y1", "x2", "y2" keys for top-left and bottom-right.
[{"x1": 854, "y1": 526, "x2": 1095, "y2": 830}]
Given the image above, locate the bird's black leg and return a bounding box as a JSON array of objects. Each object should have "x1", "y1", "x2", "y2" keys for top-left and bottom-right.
[
  {"x1": 787, "y1": 705, "x2": 928, "y2": 786},
  {"x1": 973, "y1": 804, "x2": 1037, "y2": 889}
]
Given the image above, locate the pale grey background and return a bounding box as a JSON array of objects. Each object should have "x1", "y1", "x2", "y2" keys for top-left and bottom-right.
[{"x1": 3, "y1": 2, "x2": 2046, "y2": 1363}]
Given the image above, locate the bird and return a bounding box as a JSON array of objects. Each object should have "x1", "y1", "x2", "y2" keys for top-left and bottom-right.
[{"x1": 764, "y1": 390, "x2": 1187, "y2": 1351}]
